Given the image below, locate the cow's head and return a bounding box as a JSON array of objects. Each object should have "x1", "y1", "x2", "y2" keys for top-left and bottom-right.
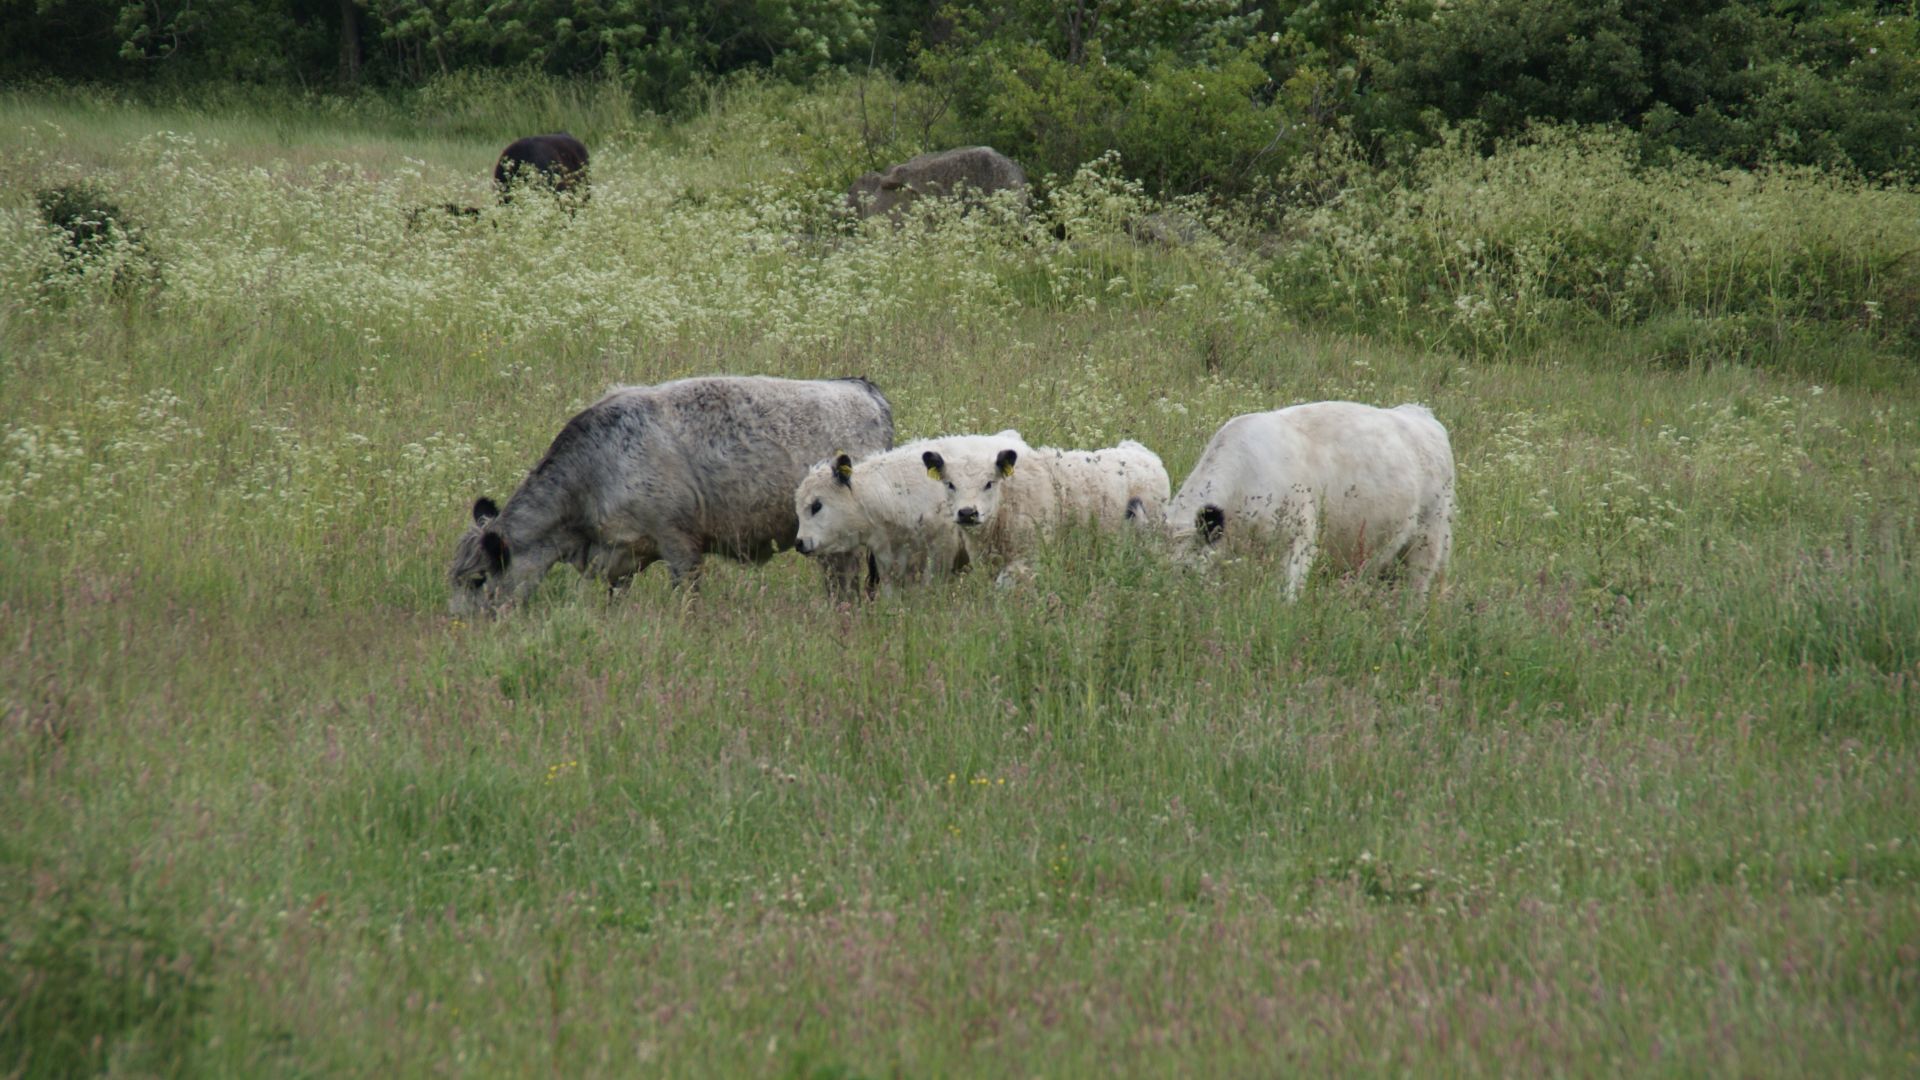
[
  {"x1": 794, "y1": 452, "x2": 871, "y2": 557},
  {"x1": 448, "y1": 497, "x2": 513, "y2": 617},
  {"x1": 940, "y1": 439, "x2": 1020, "y2": 532}
]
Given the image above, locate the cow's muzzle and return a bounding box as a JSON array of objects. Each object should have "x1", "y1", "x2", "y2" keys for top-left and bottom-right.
[
  {"x1": 794, "y1": 538, "x2": 815, "y2": 556},
  {"x1": 956, "y1": 507, "x2": 981, "y2": 526}
]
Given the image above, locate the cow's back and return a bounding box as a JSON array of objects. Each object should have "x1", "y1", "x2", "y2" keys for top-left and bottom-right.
[
  {"x1": 494, "y1": 133, "x2": 590, "y2": 194},
  {"x1": 854, "y1": 146, "x2": 1029, "y2": 220},
  {"x1": 642, "y1": 376, "x2": 892, "y2": 549},
  {"x1": 1038, "y1": 446, "x2": 1161, "y2": 528}
]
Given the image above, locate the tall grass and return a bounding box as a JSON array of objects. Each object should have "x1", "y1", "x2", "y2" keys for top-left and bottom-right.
[
  {"x1": 1269, "y1": 126, "x2": 1920, "y2": 380},
  {"x1": 2, "y1": 80, "x2": 1917, "y2": 1075}
]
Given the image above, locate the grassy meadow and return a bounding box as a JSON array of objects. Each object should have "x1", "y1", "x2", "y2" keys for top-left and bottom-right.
[{"x1": 2, "y1": 79, "x2": 1918, "y2": 1075}]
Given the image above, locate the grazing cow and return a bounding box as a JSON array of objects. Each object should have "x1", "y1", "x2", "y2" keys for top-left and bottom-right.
[
  {"x1": 846, "y1": 146, "x2": 1028, "y2": 221},
  {"x1": 792, "y1": 434, "x2": 1028, "y2": 589},
  {"x1": 449, "y1": 376, "x2": 893, "y2": 616},
  {"x1": 494, "y1": 133, "x2": 590, "y2": 203},
  {"x1": 1165, "y1": 402, "x2": 1455, "y2": 599},
  {"x1": 935, "y1": 434, "x2": 1173, "y2": 577}
]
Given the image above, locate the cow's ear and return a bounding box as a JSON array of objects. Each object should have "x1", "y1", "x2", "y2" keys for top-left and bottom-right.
[
  {"x1": 995, "y1": 449, "x2": 1018, "y2": 478},
  {"x1": 833, "y1": 453, "x2": 854, "y2": 487},
  {"x1": 481, "y1": 531, "x2": 512, "y2": 573},
  {"x1": 473, "y1": 497, "x2": 500, "y2": 526},
  {"x1": 922, "y1": 451, "x2": 945, "y2": 480}
]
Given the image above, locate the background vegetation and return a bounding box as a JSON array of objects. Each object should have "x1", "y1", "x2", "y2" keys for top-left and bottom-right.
[
  {"x1": 1, "y1": 67, "x2": 1916, "y2": 1073},
  {"x1": 5, "y1": 1, "x2": 1918, "y2": 194}
]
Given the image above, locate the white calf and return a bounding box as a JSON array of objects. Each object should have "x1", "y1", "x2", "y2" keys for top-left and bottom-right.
[
  {"x1": 793, "y1": 433, "x2": 1018, "y2": 589},
  {"x1": 1165, "y1": 402, "x2": 1454, "y2": 599},
  {"x1": 934, "y1": 433, "x2": 1173, "y2": 570}
]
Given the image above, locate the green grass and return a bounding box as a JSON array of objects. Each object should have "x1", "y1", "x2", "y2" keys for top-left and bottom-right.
[{"x1": 2, "y1": 82, "x2": 1917, "y2": 1076}]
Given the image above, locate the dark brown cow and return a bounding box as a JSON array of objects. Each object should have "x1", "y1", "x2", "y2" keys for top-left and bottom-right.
[{"x1": 493, "y1": 133, "x2": 590, "y2": 204}]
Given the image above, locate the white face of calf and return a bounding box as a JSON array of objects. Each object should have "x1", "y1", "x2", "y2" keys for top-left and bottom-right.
[
  {"x1": 930, "y1": 443, "x2": 1019, "y2": 533},
  {"x1": 793, "y1": 454, "x2": 868, "y2": 557}
]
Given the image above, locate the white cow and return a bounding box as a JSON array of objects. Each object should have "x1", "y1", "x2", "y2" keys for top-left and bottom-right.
[
  {"x1": 792, "y1": 432, "x2": 1020, "y2": 589},
  {"x1": 935, "y1": 433, "x2": 1173, "y2": 574},
  {"x1": 1164, "y1": 402, "x2": 1454, "y2": 599}
]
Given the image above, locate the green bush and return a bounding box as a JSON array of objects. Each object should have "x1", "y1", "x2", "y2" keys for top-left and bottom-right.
[
  {"x1": 1642, "y1": 10, "x2": 1920, "y2": 178},
  {"x1": 1118, "y1": 48, "x2": 1293, "y2": 195},
  {"x1": 1360, "y1": 0, "x2": 1920, "y2": 179},
  {"x1": 921, "y1": 40, "x2": 1304, "y2": 198},
  {"x1": 917, "y1": 41, "x2": 1132, "y2": 184}
]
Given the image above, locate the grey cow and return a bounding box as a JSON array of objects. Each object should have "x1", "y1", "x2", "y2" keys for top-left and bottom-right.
[
  {"x1": 846, "y1": 146, "x2": 1029, "y2": 221},
  {"x1": 449, "y1": 376, "x2": 893, "y2": 616}
]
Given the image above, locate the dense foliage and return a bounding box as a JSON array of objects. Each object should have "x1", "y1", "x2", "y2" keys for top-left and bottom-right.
[{"x1": 3, "y1": 2, "x2": 1916, "y2": 191}]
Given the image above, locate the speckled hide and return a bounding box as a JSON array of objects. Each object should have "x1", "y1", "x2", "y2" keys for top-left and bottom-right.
[
  {"x1": 450, "y1": 376, "x2": 893, "y2": 615},
  {"x1": 1165, "y1": 402, "x2": 1455, "y2": 600}
]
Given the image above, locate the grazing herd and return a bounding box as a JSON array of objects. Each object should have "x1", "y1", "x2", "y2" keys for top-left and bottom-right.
[
  {"x1": 449, "y1": 376, "x2": 1455, "y2": 614},
  {"x1": 443, "y1": 135, "x2": 1456, "y2": 614}
]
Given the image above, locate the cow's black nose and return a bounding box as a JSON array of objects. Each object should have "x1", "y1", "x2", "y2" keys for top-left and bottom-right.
[
  {"x1": 795, "y1": 539, "x2": 813, "y2": 555},
  {"x1": 957, "y1": 507, "x2": 980, "y2": 525}
]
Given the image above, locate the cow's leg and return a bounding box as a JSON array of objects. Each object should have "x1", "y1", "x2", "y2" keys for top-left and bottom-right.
[
  {"x1": 1281, "y1": 536, "x2": 1317, "y2": 601},
  {"x1": 1404, "y1": 503, "x2": 1453, "y2": 599},
  {"x1": 605, "y1": 550, "x2": 651, "y2": 597},
  {"x1": 1360, "y1": 517, "x2": 1421, "y2": 585},
  {"x1": 908, "y1": 541, "x2": 942, "y2": 585},
  {"x1": 871, "y1": 546, "x2": 918, "y2": 595},
  {"x1": 1280, "y1": 498, "x2": 1319, "y2": 602},
  {"x1": 660, "y1": 533, "x2": 705, "y2": 591},
  {"x1": 929, "y1": 530, "x2": 970, "y2": 582},
  {"x1": 583, "y1": 542, "x2": 648, "y2": 598},
  {"x1": 817, "y1": 551, "x2": 868, "y2": 600}
]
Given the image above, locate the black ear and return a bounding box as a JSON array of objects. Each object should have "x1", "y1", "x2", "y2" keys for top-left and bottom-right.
[
  {"x1": 833, "y1": 453, "x2": 854, "y2": 488},
  {"x1": 921, "y1": 450, "x2": 945, "y2": 480},
  {"x1": 1198, "y1": 505, "x2": 1226, "y2": 546},
  {"x1": 472, "y1": 497, "x2": 500, "y2": 526},
  {"x1": 995, "y1": 448, "x2": 1018, "y2": 477},
  {"x1": 480, "y1": 531, "x2": 511, "y2": 573}
]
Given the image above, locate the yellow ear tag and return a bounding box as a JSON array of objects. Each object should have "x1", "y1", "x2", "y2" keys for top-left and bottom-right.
[
  {"x1": 997, "y1": 462, "x2": 1015, "y2": 478},
  {"x1": 926, "y1": 466, "x2": 942, "y2": 480}
]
